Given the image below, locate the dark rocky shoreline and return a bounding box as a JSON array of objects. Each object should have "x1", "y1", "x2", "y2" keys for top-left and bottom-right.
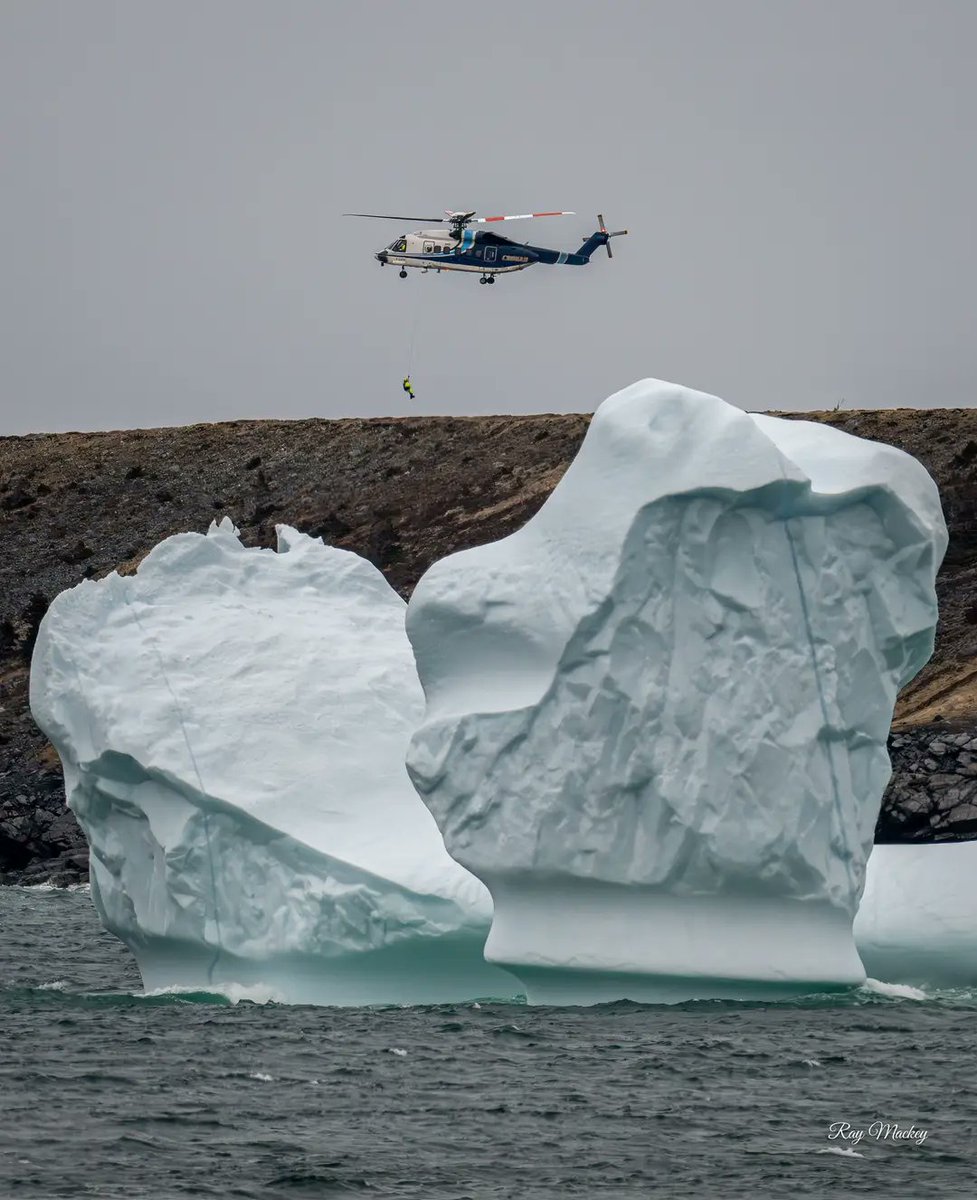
[
  {"x1": 2, "y1": 408, "x2": 976, "y2": 885},
  {"x1": 881, "y1": 725, "x2": 977, "y2": 842}
]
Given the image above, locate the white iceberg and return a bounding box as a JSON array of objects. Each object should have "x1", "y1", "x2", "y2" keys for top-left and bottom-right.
[
  {"x1": 405, "y1": 379, "x2": 947, "y2": 1004},
  {"x1": 30, "y1": 520, "x2": 515, "y2": 1005},
  {"x1": 855, "y1": 841, "x2": 977, "y2": 987}
]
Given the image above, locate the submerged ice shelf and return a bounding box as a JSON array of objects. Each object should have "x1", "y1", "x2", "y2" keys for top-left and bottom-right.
[
  {"x1": 406, "y1": 380, "x2": 947, "y2": 1004},
  {"x1": 30, "y1": 520, "x2": 515, "y2": 1005}
]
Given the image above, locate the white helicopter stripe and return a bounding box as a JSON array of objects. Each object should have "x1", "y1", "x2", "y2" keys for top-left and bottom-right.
[
  {"x1": 385, "y1": 255, "x2": 528, "y2": 274},
  {"x1": 475, "y1": 211, "x2": 575, "y2": 223}
]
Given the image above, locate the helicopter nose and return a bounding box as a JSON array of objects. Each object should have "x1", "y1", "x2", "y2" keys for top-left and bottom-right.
[{"x1": 376, "y1": 251, "x2": 388, "y2": 264}]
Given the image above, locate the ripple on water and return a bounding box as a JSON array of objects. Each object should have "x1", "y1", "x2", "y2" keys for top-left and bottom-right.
[{"x1": 2, "y1": 887, "x2": 976, "y2": 1199}]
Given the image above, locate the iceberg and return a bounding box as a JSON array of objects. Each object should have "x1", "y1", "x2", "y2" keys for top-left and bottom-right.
[
  {"x1": 405, "y1": 380, "x2": 947, "y2": 1004},
  {"x1": 855, "y1": 842, "x2": 977, "y2": 987},
  {"x1": 30, "y1": 520, "x2": 515, "y2": 1005}
]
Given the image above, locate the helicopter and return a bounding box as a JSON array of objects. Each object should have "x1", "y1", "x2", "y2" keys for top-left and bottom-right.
[{"x1": 343, "y1": 209, "x2": 628, "y2": 284}]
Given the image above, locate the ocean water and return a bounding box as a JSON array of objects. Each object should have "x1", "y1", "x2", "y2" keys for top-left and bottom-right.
[{"x1": 1, "y1": 888, "x2": 975, "y2": 1199}]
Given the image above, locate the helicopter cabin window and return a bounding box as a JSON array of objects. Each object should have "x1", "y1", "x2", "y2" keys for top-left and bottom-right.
[{"x1": 423, "y1": 242, "x2": 433, "y2": 254}]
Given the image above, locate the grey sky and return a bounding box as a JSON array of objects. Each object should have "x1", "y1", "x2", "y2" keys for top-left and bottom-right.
[{"x1": 2, "y1": 0, "x2": 975, "y2": 435}]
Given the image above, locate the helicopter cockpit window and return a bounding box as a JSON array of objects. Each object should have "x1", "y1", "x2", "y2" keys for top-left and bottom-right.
[{"x1": 389, "y1": 239, "x2": 407, "y2": 252}]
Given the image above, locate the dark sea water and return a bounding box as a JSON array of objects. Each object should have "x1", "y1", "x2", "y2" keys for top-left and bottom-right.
[{"x1": 1, "y1": 888, "x2": 975, "y2": 1200}]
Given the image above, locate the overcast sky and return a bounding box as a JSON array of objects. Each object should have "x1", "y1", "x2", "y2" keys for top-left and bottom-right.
[{"x1": 1, "y1": 0, "x2": 975, "y2": 434}]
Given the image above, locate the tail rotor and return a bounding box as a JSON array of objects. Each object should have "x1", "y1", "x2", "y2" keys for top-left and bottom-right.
[{"x1": 597, "y1": 213, "x2": 628, "y2": 258}]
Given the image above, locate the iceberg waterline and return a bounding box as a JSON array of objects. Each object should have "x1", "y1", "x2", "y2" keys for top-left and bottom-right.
[{"x1": 30, "y1": 380, "x2": 957, "y2": 1004}]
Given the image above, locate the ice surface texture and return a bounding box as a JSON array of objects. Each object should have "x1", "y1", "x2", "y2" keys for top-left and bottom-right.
[
  {"x1": 30, "y1": 520, "x2": 513, "y2": 1004},
  {"x1": 406, "y1": 380, "x2": 947, "y2": 1004},
  {"x1": 855, "y1": 842, "x2": 977, "y2": 987}
]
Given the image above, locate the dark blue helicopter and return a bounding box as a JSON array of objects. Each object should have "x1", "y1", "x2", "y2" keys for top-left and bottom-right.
[{"x1": 344, "y1": 209, "x2": 628, "y2": 284}]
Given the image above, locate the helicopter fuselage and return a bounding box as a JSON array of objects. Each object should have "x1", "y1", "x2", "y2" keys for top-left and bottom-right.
[{"x1": 375, "y1": 228, "x2": 594, "y2": 278}]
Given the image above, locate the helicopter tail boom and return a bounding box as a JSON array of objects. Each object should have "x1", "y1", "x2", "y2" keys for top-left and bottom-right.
[{"x1": 576, "y1": 214, "x2": 629, "y2": 262}]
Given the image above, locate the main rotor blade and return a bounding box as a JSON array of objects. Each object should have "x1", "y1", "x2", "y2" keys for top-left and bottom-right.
[
  {"x1": 473, "y1": 211, "x2": 575, "y2": 224},
  {"x1": 343, "y1": 213, "x2": 446, "y2": 223}
]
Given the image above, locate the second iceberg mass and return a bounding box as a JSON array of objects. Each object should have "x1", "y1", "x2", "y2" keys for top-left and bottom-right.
[{"x1": 405, "y1": 380, "x2": 947, "y2": 1003}]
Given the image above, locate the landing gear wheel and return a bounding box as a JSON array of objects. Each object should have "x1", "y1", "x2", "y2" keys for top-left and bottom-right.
[
  {"x1": 479, "y1": 276, "x2": 487, "y2": 285},
  {"x1": 487, "y1": 276, "x2": 495, "y2": 284},
  {"x1": 399, "y1": 269, "x2": 407, "y2": 278}
]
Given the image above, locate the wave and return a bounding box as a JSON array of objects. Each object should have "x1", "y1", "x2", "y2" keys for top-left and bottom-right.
[
  {"x1": 4, "y1": 978, "x2": 977, "y2": 1014},
  {"x1": 861, "y1": 977, "x2": 928, "y2": 1001},
  {"x1": 14, "y1": 882, "x2": 90, "y2": 893},
  {"x1": 590, "y1": 980, "x2": 977, "y2": 1012},
  {"x1": 139, "y1": 982, "x2": 287, "y2": 1006},
  {"x1": 0, "y1": 983, "x2": 284, "y2": 1010}
]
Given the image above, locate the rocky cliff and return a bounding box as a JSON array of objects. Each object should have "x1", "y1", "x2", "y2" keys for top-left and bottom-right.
[{"x1": 2, "y1": 407, "x2": 976, "y2": 885}]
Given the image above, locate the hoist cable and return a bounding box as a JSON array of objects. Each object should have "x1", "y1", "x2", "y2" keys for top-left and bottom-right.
[{"x1": 406, "y1": 280, "x2": 423, "y2": 379}]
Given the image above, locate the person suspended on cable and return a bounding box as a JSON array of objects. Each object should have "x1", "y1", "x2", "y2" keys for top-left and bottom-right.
[{"x1": 402, "y1": 376, "x2": 416, "y2": 400}]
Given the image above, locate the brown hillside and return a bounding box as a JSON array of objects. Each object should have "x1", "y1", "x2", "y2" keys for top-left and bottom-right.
[{"x1": 1, "y1": 408, "x2": 976, "y2": 882}]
